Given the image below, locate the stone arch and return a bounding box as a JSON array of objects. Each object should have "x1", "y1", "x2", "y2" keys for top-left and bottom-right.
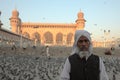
[
  {"x1": 23, "y1": 32, "x2": 30, "y2": 38},
  {"x1": 32, "y1": 32, "x2": 41, "y2": 43},
  {"x1": 67, "y1": 33, "x2": 73, "y2": 45},
  {"x1": 56, "y1": 32, "x2": 63, "y2": 45},
  {"x1": 44, "y1": 31, "x2": 53, "y2": 44}
]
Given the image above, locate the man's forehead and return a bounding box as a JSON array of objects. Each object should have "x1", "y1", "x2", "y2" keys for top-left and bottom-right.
[{"x1": 79, "y1": 36, "x2": 88, "y2": 40}]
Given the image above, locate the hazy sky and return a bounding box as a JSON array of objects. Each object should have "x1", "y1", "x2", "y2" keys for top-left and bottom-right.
[{"x1": 0, "y1": 0, "x2": 120, "y2": 41}]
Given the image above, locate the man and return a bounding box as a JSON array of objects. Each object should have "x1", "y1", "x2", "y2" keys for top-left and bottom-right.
[
  {"x1": 46, "y1": 46, "x2": 50, "y2": 57},
  {"x1": 60, "y1": 30, "x2": 109, "y2": 80}
]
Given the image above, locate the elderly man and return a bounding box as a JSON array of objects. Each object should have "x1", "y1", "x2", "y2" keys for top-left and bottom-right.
[{"x1": 60, "y1": 30, "x2": 109, "y2": 80}]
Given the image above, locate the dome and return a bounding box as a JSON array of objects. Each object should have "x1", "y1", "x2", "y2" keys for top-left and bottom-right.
[
  {"x1": 12, "y1": 9, "x2": 19, "y2": 17},
  {"x1": 77, "y1": 11, "x2": 84, "y2": 18}
]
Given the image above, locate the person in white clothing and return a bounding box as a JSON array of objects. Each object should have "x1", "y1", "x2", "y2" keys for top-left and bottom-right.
[
  {"x1": 60, "y1": 30, "x2": 109, "y2": 80},
  {"x1": 46, "y1": 45, "x2": 50, "y2": 57}
]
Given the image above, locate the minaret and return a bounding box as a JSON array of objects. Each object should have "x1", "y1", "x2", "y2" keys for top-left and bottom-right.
[
  {"x1": 9, "y1": 9, "x2": 21, "y2": 34},
  {"x1": 75, "y1": 10, "x2": 86, "y2": 30}
]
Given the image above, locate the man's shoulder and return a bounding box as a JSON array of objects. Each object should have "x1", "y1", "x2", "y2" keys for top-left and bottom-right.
[
  {"x1": 92, "y1": 54, "x2": 99, "y2": 57},
  {"x1": 69, "y1": 53, "x2": 78, "y2": 57},
  {"x1": 68, "y1": 54, "x2": 79, "y2": 60},
  {"x1": 90, "y1": 54, "x2": 100, "y2": 63}
]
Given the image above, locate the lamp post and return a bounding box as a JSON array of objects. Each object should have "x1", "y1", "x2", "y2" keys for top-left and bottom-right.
[
  {"x1": 104, "y1": 30, "x2": 110, "y2": 36},
  {"x1": 103, "y1": 30, "x2": 110, "y2": 47}
]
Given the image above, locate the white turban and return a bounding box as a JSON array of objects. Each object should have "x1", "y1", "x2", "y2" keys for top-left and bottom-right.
[{"x1": 71, "y1": 30, "x2": 93, "y2": 55}]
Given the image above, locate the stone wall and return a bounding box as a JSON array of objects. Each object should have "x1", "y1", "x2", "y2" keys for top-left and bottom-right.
[{"x1": 0, "y1": 53, "x2": 120, "y2": 80}]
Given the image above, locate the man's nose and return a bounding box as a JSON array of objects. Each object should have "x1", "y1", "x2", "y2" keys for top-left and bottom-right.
[{"x1": 81, "y1": 41, "x2": 86, "y2": 45}]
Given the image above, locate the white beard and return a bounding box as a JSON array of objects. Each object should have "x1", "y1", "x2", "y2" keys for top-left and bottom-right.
[{"x1": 78, "y1": 51, "x2": 89, "y2": 58}]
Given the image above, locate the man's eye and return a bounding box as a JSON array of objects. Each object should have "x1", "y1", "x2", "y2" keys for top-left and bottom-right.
[
  {"x1": 84, "y1": 40, "x2": 89, "y2": 42},
  {"x1": 78, "y1": 40, "x2": 89, "y2": 43}
]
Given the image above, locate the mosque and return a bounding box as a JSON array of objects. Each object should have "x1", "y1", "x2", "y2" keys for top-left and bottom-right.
[
  {"x1": 9, "y1": 9, "x2": 86, "y2": 46},
  {"x1": 0, "y1": 9, "x2": 115, "y2": 47}
]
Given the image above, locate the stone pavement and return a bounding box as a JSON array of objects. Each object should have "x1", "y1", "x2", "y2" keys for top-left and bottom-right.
[{"x1": 0, "y1": 46, "x2": 120, "y2": 80}]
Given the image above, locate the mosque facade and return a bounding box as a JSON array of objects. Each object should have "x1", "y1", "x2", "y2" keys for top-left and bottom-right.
[{"x1": 9, "y1": 9, "x2": 86, "y2": 46}]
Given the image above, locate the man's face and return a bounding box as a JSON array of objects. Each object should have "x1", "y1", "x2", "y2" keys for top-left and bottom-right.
[{"x1": 77, "y1": 36, "x2": 90, "y2": 51}]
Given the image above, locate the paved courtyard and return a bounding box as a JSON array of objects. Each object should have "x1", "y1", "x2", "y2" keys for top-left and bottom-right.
[{"x1": 0, "y1": 46, "x2": 120, "y2": 80}]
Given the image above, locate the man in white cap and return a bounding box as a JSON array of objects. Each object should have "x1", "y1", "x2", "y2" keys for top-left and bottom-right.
[{"x1": 60, "y1": 30, "x2": 109, "y2": 80}]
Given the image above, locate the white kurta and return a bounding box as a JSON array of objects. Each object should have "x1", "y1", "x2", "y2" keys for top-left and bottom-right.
[{"x1": 60, "y1": 57, "x2": 109, "y2": 80}]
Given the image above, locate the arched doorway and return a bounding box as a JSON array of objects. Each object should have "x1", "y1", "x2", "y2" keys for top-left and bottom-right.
[
  {"x1": 32, "y1": 32, "x2": 41, "y2": 46},
  {"x1": 67, "y1": 33, "x2": 73, "y2": 45},
  {"x1": 44, "y1": 32, "x2": 53, "y2": 44},
  {"x1": 56, "y1": 32, "x2": 63, "y2": 45}
]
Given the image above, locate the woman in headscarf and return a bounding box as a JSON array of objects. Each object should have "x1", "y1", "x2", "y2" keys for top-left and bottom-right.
[{"x1": 60, "y1": 30, "x2": 109, "y2": 80}]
